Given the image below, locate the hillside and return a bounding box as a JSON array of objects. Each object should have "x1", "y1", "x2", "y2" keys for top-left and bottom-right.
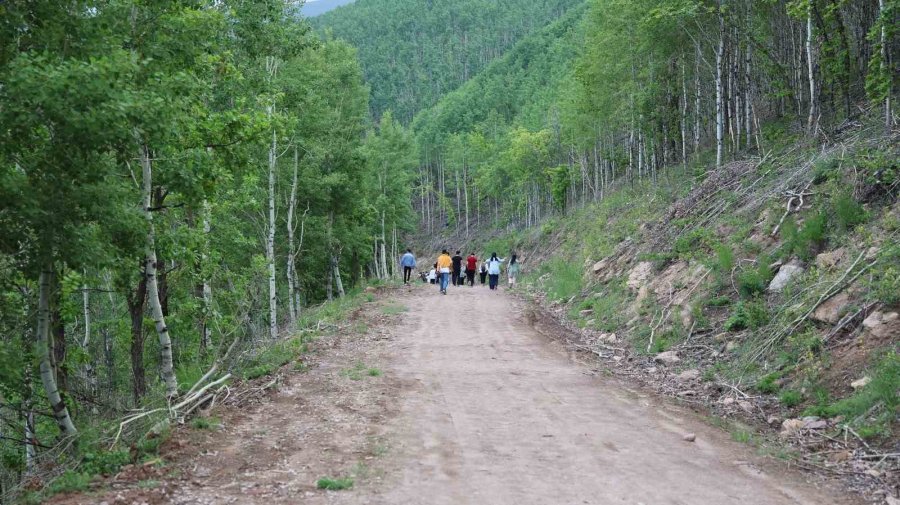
[{"x1": 311, "y1": 0, "x2": 584, "y2": 122}]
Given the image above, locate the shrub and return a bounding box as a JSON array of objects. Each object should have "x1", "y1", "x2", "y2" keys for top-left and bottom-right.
[
  {"x1": 782, "y1": 212, "x2": 827, "y2": 260},
  {"x1": 756, "y1": 373, "x2": 782, "y2": 394},
  {"x1": 704, "y1": 295, "x2": 732, "y2": 307},
  {"x1": 867, "y1": 245, "x2": 900, "y2": 305},
  {"x1": 724, "y1": 300, "x2": 769, "y2": 332},
  {"x1": 735, "y1": 258, "x2": 773, "y2": 299},
  {"x1": 80, "y1": 449, "x2": 130, "y2": 476},
  {"x1": 673, "y1": 227, "x2": 716, "y2": 259},
  {"x1": 831, "y1": 191, "x2": 867, "y2": 233},
  {"x1": 779, "y1": 390, "x2": 803, "y2": 407},
  {"x1": 48, "y1": 471, "x2": 93, "y2": 494}
]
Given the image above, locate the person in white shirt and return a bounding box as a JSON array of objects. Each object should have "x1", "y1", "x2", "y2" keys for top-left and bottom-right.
[{"x1": 486, "y1": 253, "x2": 505, "y2": 291}]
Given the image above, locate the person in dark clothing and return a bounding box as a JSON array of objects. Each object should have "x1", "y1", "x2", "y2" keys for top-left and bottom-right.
[
  {"x1": 451, "y1": 250, "x2": 463, "y2": 286},
  {"x1": 465, "y1": 252, "x2": 477, "y2": 286},
  {"x1": 479, "y1": 260, "x2": 488, "y2": 285}
]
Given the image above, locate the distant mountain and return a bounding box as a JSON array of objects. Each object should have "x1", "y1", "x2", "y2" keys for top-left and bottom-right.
[
  {"x1": 302, "y1": 0, "x2": 356, "y2": 17},
  {"x1": 311, "y1": 0, "x2": 583, "y2": 123}
]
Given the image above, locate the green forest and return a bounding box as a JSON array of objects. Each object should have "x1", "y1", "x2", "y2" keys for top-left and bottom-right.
[{"x1": 0, "y1": 0, "x2": 897, "y2": 502}]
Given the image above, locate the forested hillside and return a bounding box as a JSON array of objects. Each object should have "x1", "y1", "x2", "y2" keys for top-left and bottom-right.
[
  {"x1": 412, "y1": 0, "x2": 896, "y2": 239},
  {"x1": 311, "y1": 0, "x2": 583, "y2": 122},
  {"x1": 0, "y1": 2, "x2": 416, "y2": 500},
  {"x1": 408, "y1": 0, "x2": 898, "y2": 493}
]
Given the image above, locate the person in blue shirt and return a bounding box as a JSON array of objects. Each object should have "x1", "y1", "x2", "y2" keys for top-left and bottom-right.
[{"x1": 400, "y1": 249, "x2": 417, "y2": 284}]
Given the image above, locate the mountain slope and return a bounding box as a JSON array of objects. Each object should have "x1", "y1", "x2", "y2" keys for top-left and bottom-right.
[{"x1": 311, "y1": 0, "x2": 583, "y2": 122}]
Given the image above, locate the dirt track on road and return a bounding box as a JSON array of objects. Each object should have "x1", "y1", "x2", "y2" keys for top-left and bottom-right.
[{"x1": 54, "y1": 283, "x2": 856, "y2": 505}]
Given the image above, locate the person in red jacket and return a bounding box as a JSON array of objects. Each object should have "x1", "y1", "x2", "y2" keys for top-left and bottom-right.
[{"x1": 465, "y1": 252, "x2": 478, "y2": 287}]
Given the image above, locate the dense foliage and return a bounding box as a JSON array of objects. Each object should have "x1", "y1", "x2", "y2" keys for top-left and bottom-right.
[
  {"x1": 0, "y1": 1, "x2": 415, "y2": 498},
  {"x1": 311, "y1": 0, "x2": 584, "y2": 122},
  {"x1": 410, "y1": 0, "x2": 897, "y2": 235}
]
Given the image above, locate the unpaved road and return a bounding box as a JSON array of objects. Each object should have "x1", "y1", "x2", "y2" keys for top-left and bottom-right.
[{"x1": 55, "y1": 284, "x2": 856, "y2": 505}]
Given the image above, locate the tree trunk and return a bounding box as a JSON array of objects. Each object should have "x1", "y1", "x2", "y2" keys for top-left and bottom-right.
[
  {"x1": 332, "y1": 255, "x2": 345, "y2": 298},
  {"x1": 806, "y1": 0, "x2": 819, "y2": 134},
  {"x1": 126, "y1": 268, "x2": 147, "y2": 404},
  {"x1": 716, "y1": 6, "x2": 726, "y2": 168},
  {"x1": 379, "y1": 211, "x2": 388, "y2": 280},
  {"x1": 36, "y1": 267, "x2": 77, "y2": 436},
  {"x1": 199, "y1": 201, "x2": 212, "y2": 353},
  {"x1": 266, "y1": 124, "x2": 278, "y2": 340},
  {"x1": 879, "y1": 0, "x2": 892, "y2": 133},
  {"x1": 286, "y1": 148, "x2": 299, "y2": 327},
  {"x1": 141, "y1": 145, "x2": 178, "y2": 398}
]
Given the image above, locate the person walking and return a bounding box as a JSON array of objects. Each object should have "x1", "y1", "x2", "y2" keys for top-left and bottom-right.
[
  {"x1": 507, "y1": 254, "x2": 520, "y2": 287},
  {"x1": 400, "y1": 249, "x2": 416, "y2": 285},
  {"x1": 465, "y1": 252, "x2": 478, "y2": 287},
  {"x1": 436, "y1": 250, "x2": 453, "y2": 294},
  {"x1": 486, "y1": 253, "x2": 505, "y2": 291},
  {"x1": 479, "y1": 260, "x2": 488, "y2": 286},
  {"x1": 451, "y1": 250, "x2": 463, "y2": 286}
]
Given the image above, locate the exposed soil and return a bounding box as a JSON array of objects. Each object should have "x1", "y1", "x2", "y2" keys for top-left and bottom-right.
[{"x1": 53, "y1": 284, "x2": 862, "y2": 504}]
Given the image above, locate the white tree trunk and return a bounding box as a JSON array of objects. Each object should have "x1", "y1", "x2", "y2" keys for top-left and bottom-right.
[
  {"x1": 141, "y1": 145, "x2": 178, "y2": 398},
  {"x1": 267, "y1": 124, "x2": 278, "y2": 340},
  {"x1": 36, "y1": 267, "x2": 77, "y2": 435},
  {"x1": 332, "y1": 255, "x2": 345, "y2": 298},
  {"x1": 200, "y1": 201, "x2": 212, "y2": 351},
  {"x1": 463, "y1": 163, "x2": 469, "y2": 237},
  {"x1": 286, "y1": 148, "x2": 299, "y2": 327},
  {"x1": 715, "y1": 9, "x2": 726, "y2": 168},
  {"x1": 806, "y1": 1, "x2": 818, "y2": 134},
  {"x1": 879, "y1": 0, "x2": 891, "y2": 132},
  {"x1": 379, "y1": 212, "x2": 388, "y2": 280},
  {"x1": 694, "y1": 42, "x2": 702, "y2": 155}
]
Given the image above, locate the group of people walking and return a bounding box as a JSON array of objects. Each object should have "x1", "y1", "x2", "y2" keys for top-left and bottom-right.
[{"x1": 399, "y1": 249, "x2": 520, "y2": 295}]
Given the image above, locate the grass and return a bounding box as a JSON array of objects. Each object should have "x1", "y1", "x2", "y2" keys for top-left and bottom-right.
[
  {"x1": 778, "y1": 390, "x2": 803, "y2": 407},
  {"x1": 810, "y1": 351, "x2": 900, "y2": 439},
  {"x1": 190, "y1": 416, "x2": 221, "y2": 430},
  {"x1": 380, "y1": 303, "x2": 407, "y2": 315},
  {"x1": 342, "y1": 362, "x2": 382, "y2": 381},
  {"x1": 316, "y1": 476, "x2": 354, "y2": 490}
]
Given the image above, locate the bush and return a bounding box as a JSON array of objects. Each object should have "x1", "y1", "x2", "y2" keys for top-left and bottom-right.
[
  {"x1": 673, "y1": 227, "x2": 716, "y2": 259},
  {"x1": 48, "y1": 471, "x2": 93, "y2": 494},
  {"x1": 830, "y1": 191, "x2": 867, "y2": 233},
  {"x1": 704, "y1": 295, "x2": 732, "y2": 307},
  {"x1": 80, "y1": 449, "x2": 130, "y2": 476},
  {"x1": 756, "y1": 372, "x2": 782, "y2": 394},
  {"x1": 724, "y1": 300, "x2": 769, "y2": 332},
  {"x1": 734, "y1": 255, "x2": 774, "y2": 299},
  {"x1": 781, "y1": 212, "x2": 827, "y2": 260},
  {"x1": 779, "y1": 390, "x2": 803, "y2": 407},
  {"x1": 867, "y1": 245, "x2": 900, "y2": 305}
]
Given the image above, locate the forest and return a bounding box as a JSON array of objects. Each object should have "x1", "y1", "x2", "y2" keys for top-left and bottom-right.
[
  {"x1": 0, "y1": 0, "x2": 897, "y2": 502},
  {"x1": 0, "y1": 1, "x2": 418, "y2": 500}
]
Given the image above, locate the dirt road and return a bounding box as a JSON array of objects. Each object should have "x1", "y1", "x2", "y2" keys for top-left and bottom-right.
[
  {"x1": 56, "y1": 284, "x2": 855, "y2": 505},
  {"x1": 361, "y1": 285, "x2": 848, "y2": 505}
]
